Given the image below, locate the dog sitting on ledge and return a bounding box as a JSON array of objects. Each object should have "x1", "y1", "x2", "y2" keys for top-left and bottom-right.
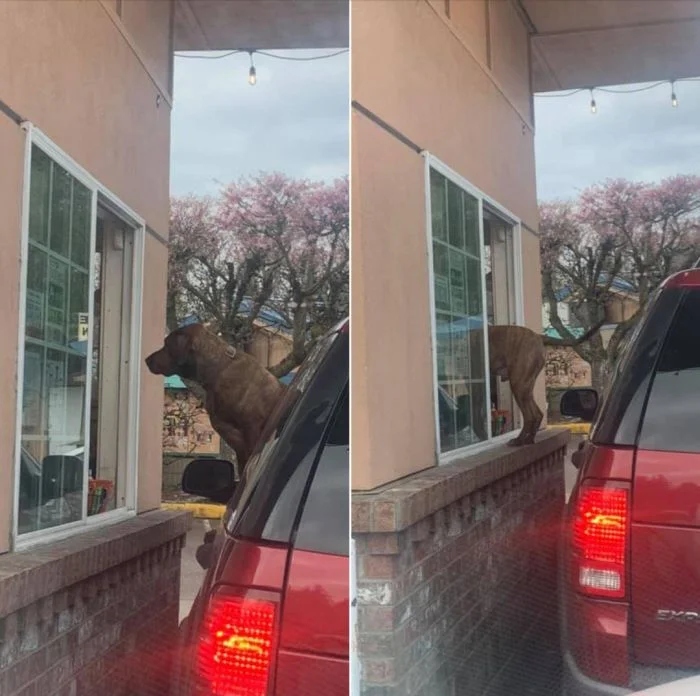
[{"x1": 145, "y1": 323, "x2": 284, "y2": 470}]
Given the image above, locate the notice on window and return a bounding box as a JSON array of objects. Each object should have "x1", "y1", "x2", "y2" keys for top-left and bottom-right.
[{"x1": 78, "y1": 313, "x2": 89, "y2": 341}]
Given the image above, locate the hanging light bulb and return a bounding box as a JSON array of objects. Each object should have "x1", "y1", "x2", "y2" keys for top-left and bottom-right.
[
  {"x1": 671, "y1": 81, "x2": 678, "y2": 108},
  {"x1": 248, "y1": 51, "x2": 257, "y2": 86},
  {"x1": 589, "y1": 88, "x2": 597, "y2": 114}
]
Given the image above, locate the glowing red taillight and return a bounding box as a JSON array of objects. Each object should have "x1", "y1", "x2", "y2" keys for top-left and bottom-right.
[
  {"x1": 572, "y1": 483, "x2": 629, "y2": 599},
  {"x1": 196, "y1": 591, "x2": 278, "y2": 696}
]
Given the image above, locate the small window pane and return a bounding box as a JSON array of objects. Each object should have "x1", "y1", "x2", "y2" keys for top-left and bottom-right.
[
  {"x1": 25, "y1": 245, "x2": 47, "y2": 341},
  {"x1": 639, "y1": 289, "x2": 700, "y2": 453},
  {"x1": 50, "y1": 164, "x2": 72, "y2": 257},
  {"x1": 449, "y1": 249, "x2": 466, "y2": 315},
  {"x1": 71, "y1": 183, "x2": 91, "y2": 268},
  {"x1": 430, "y1": 169, "x2": 447, "y2": 242},
  {"x1": 47, "y1": 257, "x2": 69, "y2": 346},
  {"x1": 28, "y1": 147, "x2": 50, "y2": 244},
  {"x1": 433, "y1": 243, "x2": 449, "y2": 312},
  {"x1": 466, "y1": 256, "x2": 482, "y2": 317},
  {"x1": 464, "y1": 192, "x2": 480, "y2": 257},
  {"x1": 447, "y1": 180, "x2": 464, "y2": 249}
]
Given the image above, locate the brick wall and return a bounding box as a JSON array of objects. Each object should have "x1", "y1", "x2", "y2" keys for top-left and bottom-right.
[
  {"x1": 352, "y1": 430, "x2": 568, "y2": 696},
  {"x1": 0, "y1": 510, "x2": 190, "y2": 696}
]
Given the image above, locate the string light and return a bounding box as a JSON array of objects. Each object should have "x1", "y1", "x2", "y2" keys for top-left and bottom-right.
[
  {"x1": 535, "y1": 77, "x2": 700, "y2": 113},
  {"x1": 248, "y1": 51, "x2": 257, "y2": 86},
  {"x1": 173, "y1": 47, "x2": 349, "y2": 87}
]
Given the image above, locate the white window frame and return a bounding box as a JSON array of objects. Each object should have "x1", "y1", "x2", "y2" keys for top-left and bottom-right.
[
  {"x1": 422, "y1": 152, "x2": 525, "y2": 464},
  {"x1": 13, "y1": 123, "x2": 144, "y2": 550}
]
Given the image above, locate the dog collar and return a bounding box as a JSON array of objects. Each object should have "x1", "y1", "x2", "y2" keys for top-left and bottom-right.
[{"x1": 225, "y1": 346, "x2": 237, "y2": 359}]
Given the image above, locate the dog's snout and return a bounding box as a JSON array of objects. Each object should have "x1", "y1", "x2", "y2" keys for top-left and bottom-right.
[{"x1": 145, "y1": 349, "x2": 165, "y2": 374}]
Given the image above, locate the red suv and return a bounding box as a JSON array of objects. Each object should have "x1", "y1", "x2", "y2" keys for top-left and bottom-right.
[
  {"x1": 171, "y1": 319, "x2": 349, "y2": 696},
  {"x1": 560, "y1": 270, "x2": 700, "y2": 695}
]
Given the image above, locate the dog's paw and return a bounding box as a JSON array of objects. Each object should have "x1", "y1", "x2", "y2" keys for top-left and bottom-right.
[{"x1": 507, "y1": 436, "x2": 535, "y2": 447}]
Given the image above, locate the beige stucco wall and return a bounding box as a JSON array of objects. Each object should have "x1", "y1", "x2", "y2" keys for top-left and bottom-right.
[
  {"x1": 351, "y1": 0, "x2": 543, "y2": 490},
  {"x1": 0, "y1": 0, "x2": 173, "y2": 550},
  {"x1": 0, "y1": 120, "x2": 26, "y2": 552}
]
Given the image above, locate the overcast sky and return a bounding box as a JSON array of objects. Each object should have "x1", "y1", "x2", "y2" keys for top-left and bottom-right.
[
  {"x1": 535, "y1": 79, "x2": 700, "y2": 202},
  {"x1": 170, "y1": 49, "x2": 349, "y2": 196}
]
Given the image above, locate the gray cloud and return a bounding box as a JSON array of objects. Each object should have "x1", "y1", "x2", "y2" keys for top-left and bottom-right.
[
  {"x1": 171, "y1": 49, "x2": 349, "y2": 196},
  {"x1": 535, "y1": 79, "x2": 700, "y2": 202}
]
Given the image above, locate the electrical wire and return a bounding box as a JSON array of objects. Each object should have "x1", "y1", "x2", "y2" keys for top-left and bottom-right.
[
  {"x1": 174, "y1": 48, "x2": 348, "y2": 61},
  {"x1": 174, "y1": 50, "x2": 242, "y2": 59},
  {"x1": 535, "y1": 76, "x2": 700, "y2": 98},
  {"x1": 254, "y1": 49, "x2": 348, "y2": 60}
]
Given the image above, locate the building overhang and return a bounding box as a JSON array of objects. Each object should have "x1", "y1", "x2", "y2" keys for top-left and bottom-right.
[
  {"x1": 521, "y1": 0, "x2": 700, "y2": 92},
  {"x1": 174, "y1": 0, "x2": 348, "y2": 51}
]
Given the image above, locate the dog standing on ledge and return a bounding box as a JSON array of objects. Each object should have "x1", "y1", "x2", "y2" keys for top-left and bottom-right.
[
  {"x1": 479, "y1": 321, "x2": 604, "y2": 445},
  {"x1": 481, "y1": 325, "x2": 545, "y2": 446},
  {"x1": 145, "y1": 323, "x2": 284, "y2": 470}
]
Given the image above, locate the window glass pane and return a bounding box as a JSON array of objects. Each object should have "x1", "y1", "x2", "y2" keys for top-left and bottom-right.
[
  {"x1": 639, "y1": 289, "x2": 700, "y2": 453},
  {"x1": 50, "y1": 164, "x2": 72, "y2": 257},
  {"x1": 430, "y1": 168, "x2": 485, "y2": 452},
  {"x1": 483, "y1": 211, "x2": 518, "y2": 436},
  {"x1": 90, "y1": 210, "x2": 135, "y2": 514},
  {"x1": 28, "y1": 147, "x2": 50, "y2": 244},
  {"x1": 430, "y1": 169, "x2": 447, "y2": 242},
  {"x1": 18, "y1": 151, "x2": 92, "y2": 535}
]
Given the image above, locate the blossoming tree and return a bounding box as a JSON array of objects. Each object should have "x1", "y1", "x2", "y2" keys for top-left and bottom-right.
[
  {"x1": 168, "y1": 173, "x2": 349, "y2": 376},
  {"x1": 540, "y1": 175, "x2": 700, "y2": 392}
]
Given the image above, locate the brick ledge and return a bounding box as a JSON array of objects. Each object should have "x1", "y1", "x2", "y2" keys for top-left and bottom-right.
[
  {"x1": 0, "y1": 509, "x2": 191, "y2": 618},
  {"x1": 352, "y1": 429, "x2": 569, "y2": 534}
]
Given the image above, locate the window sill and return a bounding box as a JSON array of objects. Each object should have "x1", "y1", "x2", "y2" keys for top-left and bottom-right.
[
  {"x1": 15, "y1": 508, "x2": 138, "y2": 552},
  {"x1": 352, "y1": 428, "x2": 569, "y2": 534},
  {"x1": 0, "y1": 509, "x2": 191, "y2": 618}
]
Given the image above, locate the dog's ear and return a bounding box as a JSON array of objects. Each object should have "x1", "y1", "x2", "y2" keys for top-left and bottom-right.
[{"x1": 165, "y1": 331, "x2": 194, "y2": 365}]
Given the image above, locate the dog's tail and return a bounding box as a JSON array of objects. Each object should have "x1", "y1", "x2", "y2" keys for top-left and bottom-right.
[{"x1": 542, "y1": 319, "x2": 605, "y2": 347}]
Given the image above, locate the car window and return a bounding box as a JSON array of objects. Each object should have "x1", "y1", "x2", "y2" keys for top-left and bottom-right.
[
  {"x1": 591, "y1": 287, "x2": 681, "y2": 446},
  {"x1": 638, "y1": 289, "x2": 700, "y2": 453},
  {"x1": 294, "y1": 383, "x2": 349, "y2": 556},
  {"x1": 225, "y1": 327, "x2": 348, "y2": 545}
]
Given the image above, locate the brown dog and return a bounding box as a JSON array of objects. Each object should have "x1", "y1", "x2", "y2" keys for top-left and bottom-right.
[
  {"x1": 145, "y1": 324, "x2": 284, "y2": 469},
  {"x1": 487, "y1": 325, "x2": 545, "y2": 446}
]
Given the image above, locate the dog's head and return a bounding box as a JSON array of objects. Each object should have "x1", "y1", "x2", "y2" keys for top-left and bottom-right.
[{"x1": 145, "y1": 324, "x2": 204, "y2": 378}]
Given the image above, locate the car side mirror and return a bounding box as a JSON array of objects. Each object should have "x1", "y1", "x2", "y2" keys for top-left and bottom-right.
[
  {"x1": 182, "y1": 458, "x2": 236, "y2": 504},
  {"x1": 560, "y1": 388, "x2": 599, "y2": 422}
]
